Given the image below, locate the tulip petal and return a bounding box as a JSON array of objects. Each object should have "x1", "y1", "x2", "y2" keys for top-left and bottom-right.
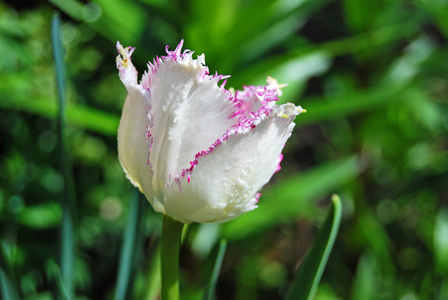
[
  {"x1": 163, "y1": 103, "x2": 304, "y2": 223},
  {"x1": 116, "y1": 42, "x2": 165, "y2": 212},
  {"x1": 140, "y1": 42, "x2": 240, "y2": 196}
]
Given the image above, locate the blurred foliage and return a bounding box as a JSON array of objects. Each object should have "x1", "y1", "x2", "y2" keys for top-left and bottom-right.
[{"x1": 0, "y1": 0, "x2": 447, "y2": 299}]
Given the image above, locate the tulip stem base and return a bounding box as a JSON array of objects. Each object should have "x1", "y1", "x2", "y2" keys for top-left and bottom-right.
[{"x1": 161, "y1": 215, "x2": 184, "y2": 300}]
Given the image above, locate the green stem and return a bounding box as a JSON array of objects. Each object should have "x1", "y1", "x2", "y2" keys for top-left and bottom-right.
[{"x1": 161, "y1": 215, "x2": 184, "y2": 300}]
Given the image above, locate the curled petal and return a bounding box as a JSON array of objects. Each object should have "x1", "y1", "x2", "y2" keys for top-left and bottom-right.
[
  {"x1": 116, "y1": 42, "x2": 164, "y2": 212},
  {"x1": 163, "y1": 103, "x2": 303, "y2": 223}
]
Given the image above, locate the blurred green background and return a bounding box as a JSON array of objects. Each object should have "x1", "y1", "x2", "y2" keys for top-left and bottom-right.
[{"x1": 1, "y1": 0, "x2": 448, "y2": 299}]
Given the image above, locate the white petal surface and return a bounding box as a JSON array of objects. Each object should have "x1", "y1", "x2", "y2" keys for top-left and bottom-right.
[
  {"x1": 141, "y1": 48, "x2": 239, "y2": 198},
  {"x1": 163, "y1": 104, "x2": 301, "y2": 223},
  {"x1": 116, "y1": 42, "x2": 165, "y2": 212}
]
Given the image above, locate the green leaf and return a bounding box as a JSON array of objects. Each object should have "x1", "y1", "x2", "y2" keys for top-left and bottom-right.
[
  {"x1": 144, "y1": 245, "x2": 161, "y2": 300},
  {"x1": 285, "y1": 195, "x2": 342, "y2": 300},
  {"x1": 0, "y1": 243, "x2": 20, "y2": 300},
  {"x1": 0, "y1": 97, "x2": 119, "y2": 136},
  {"x1": 221, "y1": 155, "x2": 361, "y2": 240},
  {"x1": 115, "y1": 189, "x2": 145, "y2": 300},
  {"x1": 434, "y1": 209, "x2": 448, "y2": 276},
  {"x1": 342, "y1": 0, "x2": 374, "y2": 33},
  {"x1": 350, "y1": 252, "x2": 378, "y2": 300},
  {"x1": 0, "y1": 270, "x2": 19, "y2": 300},
  {"x1": 203, "y1": 240, "x2": 227, "y2": 300},
  {"x1": 16, "y1": 201, "x2": 62, "y2": 229},
  {"x1": 53, "y1": 265, "x2": 71, "y2": 300},
  {"x1": 297, "y1": 84, "x2": 405, "y2": 127},
  {"x1": 49, "y1": 0, "x2": 146, "y2": 44},
  {"x1": 52, "y1": 14, "x2": 77, "y2": 299},
  {"x1": 438, "y1": 280, "x2": 448, "y2": 300}
]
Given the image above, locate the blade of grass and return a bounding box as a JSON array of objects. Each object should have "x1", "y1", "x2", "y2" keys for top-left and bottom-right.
[
  {"x1": 115, "y1": 189, "x2": 144, "y2": 300},
  {"x1": 203, "y1": 240, "x2": 227, "y2": 300},
  {"x1": 0, "y1": 96, "x2": 119, "y2": 136},
  {"x1": 438, "y1": 280, "x2": 448, "y2": 300},
  {"x1": 53, "y1": 264, "x2": 71, "y2": 300},
  {"x1": 0, "y1": 242, "x2": 20, "y2": 300},
  {"x1": 52, "y1": 13, "x2": 77, "y2": 299},
  {"x1": 16, "y1": 201, "x2": 62, "y2": 229},
  {"x1": 144, "y1": 245, "x2": 161, "y2": 300},
  {"x1": 285, "y1": 195, "x2": 342, "y2": 300},
  {"x1": 48, "y1": 0, "x2": 146, "y2": 44},
  {"x1": 350, "y1": 252, "x2": 378, "y2": 300},
  {"x1": 296, "y1": 83, "x2": 406, "y2": 127},
  {"x1": 434, "y1": 209, "x2": 448, "y2": 276},
  {"x1": 0, "y1": 269, "x2": 19, "y2": 300}
]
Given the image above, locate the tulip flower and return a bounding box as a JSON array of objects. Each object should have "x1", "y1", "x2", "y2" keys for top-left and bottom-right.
[
  {"x1": 116, "y1": 40, "x2": 305, "y2": 224},
  {"x1": 116, "y1": 40, "x2": 306, "y2": 300}
]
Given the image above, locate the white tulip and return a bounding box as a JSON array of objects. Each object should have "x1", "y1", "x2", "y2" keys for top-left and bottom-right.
[{"x1": 116, "y1": 40, "x2": 305, "y2": 223}]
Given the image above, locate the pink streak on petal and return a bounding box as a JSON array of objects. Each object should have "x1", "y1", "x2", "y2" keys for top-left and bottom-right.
[
  {"x1": 255, "y1": 193, "x2": 262, "y2": 203},
  {"x1": 276, "y1": 153, "x2": 284, "y2": 173}
]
